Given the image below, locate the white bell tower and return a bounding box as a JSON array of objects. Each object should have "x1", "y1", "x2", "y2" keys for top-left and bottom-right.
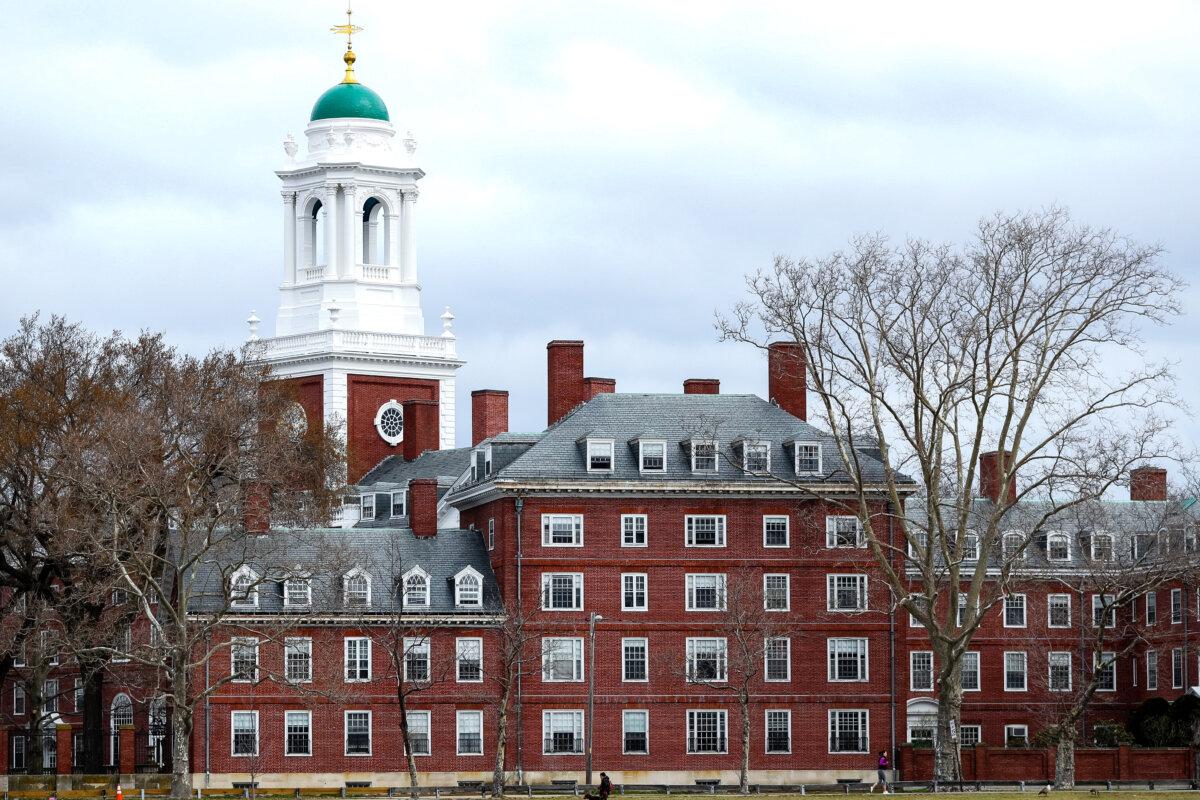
[{"x1": 252, "y1": 20, "x2": 462, "y2": 474}]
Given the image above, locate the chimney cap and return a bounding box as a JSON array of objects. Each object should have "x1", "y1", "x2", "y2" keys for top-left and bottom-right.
[
  {"x1": 547, "y1": 339, "x2": 585, "y2": 348},
  {"x1": 471, "y1": 388, "x2": 509, "y2": 397}
]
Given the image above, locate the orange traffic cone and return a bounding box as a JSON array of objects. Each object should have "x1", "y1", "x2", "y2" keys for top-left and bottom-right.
[{"x1": 116, "y1": 785, "x2": 124, "y2": 800}]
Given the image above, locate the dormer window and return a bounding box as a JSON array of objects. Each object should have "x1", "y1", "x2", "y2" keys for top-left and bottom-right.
[
  {"x1": 690, "y1": 440, "x2": 717, "y2": 473},
  {"x1": 391, "y1": 491, "x2": 406, "y2": 518},
  {"x1": 403, "y1": 568, "x2": 429, "y2": 608},
  {"x1": 793, "y1": 442, "x2": 822, "y2": 475},
  {"x1": 742, "y1": 441, "x2": 770, "y2": 473},
  {"x1": 1047, "y1": 532, "x2": 1070, "y2": 562},
  {"x1": 230, "y1": 567, "x2": 259, "y2": 608},
  {"x1": 587, "y1": 439, "x2": 614, "y2": 473},
  {"x1": 360, "y1": 493, "x2": 376, "y2": 521},
  {"x1": 639, "y1": 441, "x2": 666, "y2": 473},
  {"x1": 455, "y1": 567, "x2": 483, "y2": 607},
  {"x1": 1002, "y1": 531, "x2": 1024, "y2": 562},
  {"x1": 484, "y1": 445, "x2": 493, "y2": 477},
  {"x1": 284, "y1": 575, "x2": 312, "y2": 608},
  {"x1": 1091, "y1": 532, "x2": 1115, "y2": 562},
  {"x1": 344, "y1": 569, "x2": 372, "y2": 607}
]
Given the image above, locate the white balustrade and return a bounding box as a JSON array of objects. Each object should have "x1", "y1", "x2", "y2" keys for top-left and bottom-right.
[{"x1": 260, "y1": 328, "x2": 456, "y2": 360}]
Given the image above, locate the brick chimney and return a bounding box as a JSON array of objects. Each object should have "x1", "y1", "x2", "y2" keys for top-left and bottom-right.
[
  {"x1": 243, "y1": 482, "x2": 270, "y2": 535},
  {"x1": 684, "y1": 378, "x2": 720, "y2": 395},
  {"x1": 767, "y1": 341, "x2": 806, "y2": 421},
  {"x1": 471, "y1": 390, "x2": 509, "y2": 446},
  {"x1": 583, "y1": 377, "x2": 616, "y2": 400},
  {"x1": 408, "y1": 478, "x2": 438, "y2": 537},
  {"x1": 547, "y1": 340, "x2": 586, "y2": 426},
  {"x1": 401, "y1": 399, "x2": 440, "y2": 461},
  {"x1": 978, "y1": 450, "x2": 1016, "y2": 504},
  {"x1": 1130, "y1": 465, "x2": 1168, "y2": 501}
]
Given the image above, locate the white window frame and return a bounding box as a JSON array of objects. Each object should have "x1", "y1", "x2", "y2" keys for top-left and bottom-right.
[
  {"x1": 230, "y1": 710, "x2": 259, "y2": 757},
  {"x1": 1173, "y1": 647, "x2": 1184, "y2": 688},
  {"x1": 231, "y1": 636, "x2": 259, "y2": 683},
  {"x1": 621, "y1": 514, "x2": 648, "y2": 547},
  {"x1": 685, "y1": 637, "x2": 728, "y2": 683},
  {"x1": 622, "y1": 709, "x2": 649, "y2": 755},
  {"x1": 622, "y1": 637, "x2": 649, "y2": 682},
  {"x1": 910, "y1": 651, "x2": 934, "y2": 692},
  {"x1": 283, "y1": 575, "x2": 312, "y2": 608},
  {"x1": 360, "y1": 492, "x2": 376, "y2": 520},
  {"x1": 765, "y1": 709, "x2": 792, "y2": 754},
  {"x1": 1048, "y1": 651, "x2": 1072, "y2": 692},
  {"x1": 284, "y1": 637, "x2": 312, "y2": 684},
  {"x1": 826, "y1": 516, "x2": 865, "y2": 548},
  {"x1": 686, "y1": 709, "x2": 728, "y2": 754},
  {"x1": 1004, "y1": 725, "x2": 1029, "y2": 748},
  {"x1": 541, "y1": 572, "x2": 584, "y2": 611},
  {"x1": 402, "y1": 567, "x2": 430, "y2": 608},
  {"x1": 1003, "y1": 651, "x2": 1027, "y2": 692},
  {"x1": 542, "y1": 637, "x2": 584, "y2": 683},
  {"x1": 456, "y1": 637, "x2": 484, "y2": 683},
  {"x1": 764, "y1": 636, "x2": 791, "y2": 682},
  {"x1": 487, "y1": 518, "x2": 495, "y2": 550},
  {"x1": 586, "y1": 438, "x2": 615, "y2": 473},
  {"x1": 685, "y1": 573, "x2": 727, "y2": 611},
  {"x1": 684, "y1": 514, "x2": 727, "y2": 547},
  {"x1": 456, "y1": 710, "x2": 484, "y2": 756},
  {"x1": 343, "y1": 568, "x2": 372, "y2": 608},
  {"x1": 763, "y1": 573, "x2": 790, "y2": 611},
  {"x1": 1172, "y1": 588, "x2": 1183, "y2": 624},
  {"x1": 1092, "y1": 594, "x2": 1117, "y2": 628},
  {"x1": 957, "y1": 529, "x2": 980, "y2": 561},
  {"x1": 344, "y1": 710, "x2": 372, "y2": 756},
  {"x1": 1146, "y1": 591, "x2": 1158, "y2": 625},
  {"x1": 622, "y1": 573, "x2": 648, "y2": 611},
  {"x1": 1091, "y1": 532, "x2": 1115, "y2": 561},
  {"x1": 793, "y1": 441, "x2": 822, "y2": 476},
  {"x1": 763, "y1": 515, "x2": 790, "y2": 548},
  {"x1": 961, "y1": 651, "x2": 981, "y2": 692},
  {"x1": 390, "y1": 490, "x2": 406, "y2": 517},
  {"x1": 484, "y1": 445, "x2": 493, "y2": 477},
  {"x1": 639, "y1": 440, "x2": 666, "y2": 473},
  {"x1": 961, "y1": 725, "x2": 982, "y2": 747},
  {"x1": 827, "y1": 709, "x2": 869, "y2": 754},
  {"x1": 229, "y1": 566, "x2": 259, "y2": 608},
  {"x1": 1003, "y1": 594, "x2": 1027, "y2": 628},
  {"x1": 1002, "y1": 531, "x2": 1025, "y2": 561},
  {"x1": 284, "y1": 709, "x2": 312, "y2": 757},
  {"x1": 541, "y1": 514, "x2": 584, "y2": 547},
  {"x1": 742, "y1": 440, "x2": 771, "y2": 473},
  {"x1": 13, "y1": 684, "x2": 25, "y2": 716},
  {"x1": 1046, "y1": 532, "x2": 1070, "y2": 561},
  {"x1": 1147, "y1": 650, "x2": 1158, "y2": 690},
  {"x1": 1047, "y1": 594, "x2": 1072, "y2": 628},
  {"x1": 405, "y1": 710, "x2": 431, "y2": 756},
  {"x1": 344, "y1": 636, "x2": 371, "y2": 682},
  {"x1": 1096, "y1": 651, "x2": 1117, "y2": 692},
  {"x1": 826, "y1": 574, "x2": 868, "y2": 612},
  {"x1": 402, "y1": 636, "x2": 431, "y2": 683},
  {"x1": 455, "y1": 566, "x2": 484, "y2": 607},
  {"x1": 689, "y1": 439, "x2": 718, "y2": 473},
  {"x1": 827, "y1": 638, "x2": 870, "y2": 682},
  {"x1": 541, "y1": 709, "x2": 585, "y2": 755}
]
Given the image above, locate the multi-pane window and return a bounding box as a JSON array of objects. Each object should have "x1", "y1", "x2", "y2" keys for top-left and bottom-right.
[
  {"x1": 827, "y1": 574, "x2": 868, "y2": 611},
  {"x1": 685, "y1": 515, "x2": 726, "y2": 547},
  {"x1": 404, "y1": 637, "x2": 431, "y2": 683},
  {"x1": 360, "y1": 493, "x2": 376, "y2": 520},
  {"x1": 1091, "y1": 533, "x2": 1115, "y2": 561},
  {"x1": 1092, "y1": 594, "x2": 1116, "y2": 628},
  {"x1": 542, "y1": 710, "x2": 585, "y2": 754},
  {"x1": 623, "y1": 710, "x2": 649, "y2": 754},
  {"x1": 344, "y1": 571, "x2": 371, "y2": 607},
  {"x1": 690, "y1": 441, "x2": 717, "y2": 472},
  {"x1": 827, "y1": 638, "x2": 869, "y2": 682},
  {"x1": 345, "y1": 637, "x2": 371, "y2": 682},
  {"x1": 1172, "y1": 588, "x2": 1183, "y2": 623},
  {"x1": 42, "y1": 679, "x2": 58, "y2": 714},
  {"x1": 1004, "y1": 595, "x2": 1027, "y2": 627},
  {"x1": 910, "y1": 651, "x2": 933, "y2": 691},
  {"x1": 639, "y1": 441, "x2": 666, "y2": 472},
  {"x1": 826, "y1": 516, "x2": 864, "y2": 548},
  {"x1": 587, "y1": 439, "x2": 614, "y2": 472},
  {"x1": 1005, "y1": 725, "x2": 1029, "y2": 747},
  {"x1": 1004, "y1": 651, "x2": 1027, "y2": 691},
  {"x1": 542, "y1": 637, "x2": 584, "y2": 682},
  {"x1": 1146, "y1": 591, "x2": 1158, "y2": 625},
  {"x1": 391, "y1": 491, "x2": 406, "y2": 518},
  {"x1": 457, "y1": 711, "x2": 483, "y2": 755},
  {"x1": 284, "y1": 638, "x2": 312, "y2": 683},
  {"x1": 10, "y1": 734, "x2": 24, "y2": 770},
  {"x1": 954, "y1": 529, "x2": 980, "y2": 561},
  {"x1": 13, "y1": 685, "x2": 25, "y2": 715},
  {"x1": 231, "y1": 711, "x2": 258, "y2": 756},
  {"x1": 345, "y1": 710, "x2": 371, "y2": 755},
  {"x1": 406, "y1": 711, "x2": 431, "y2": 756},
  {"x1": 622, "y1": 514, "x2": 648, "y2": 547},
  {"x1": 961, "y1": 652, "x2": 980, "y2": 691},
  {"x1": 230, "y1": 569, "x2": 258, "y2": 607},
  {"x1": 686, "y1": 637, "x2": 728, "y2": 683},
  {"x1": 455, "y1": 569, "x2": 483, "y2": 607},
  {"x1": 1147, "y1": 650, "x2": 1158, "y2": 690},
  {"x1": 457, "y1": 638, "x2": 483, "y2": 682},
  {"x1": 1096, "y1": 652, "x2": 1117, "y2": 691},
  {"x1": 957, "y1": 595, "x2": 975, "y2": 628},
  {"x1": 231, "y1": 638, "x2": 259, "y2": 683},
  {"x1": 686, "y1": 574, "x2": 727, "y2": 610},
  {"x1": 960, "y1": 725, "x2": 982, "y2": 747},
  {"x1": 622, "y1": 638, "x2": 648, "y2": 682},
  {"x1": 764, "y1": 637, "x2": 790, "y2": 682},
  {"x1": 794, "y1": 442, "x2": 821, "y2": 475},
  {"x1": 73, "y1": 679, "x2": 82, "y2": 713},
  {"x1": 686, "y1": 710, "x2": 727, "y2": 753},
  {"x1": 1046, "y1": 532, "x2": 1070, "y2": 561},
  {"x1": 763, "y1": 516, "x2": 789, "y2": 547},
  {"x1": 1049, "y1": 652, "x2": 1072, "y2": 692},
  {"x1": 285, "y1": 710, "x2": 311, "y2": 756},
  {"x1": 622, "y1": 573, "x2": 648, "y2": 611},
  {"x1": 763, "y1": 574, "x2": 790, "y2": 611},
  {"x1": 743, "y1": 442, "x2": 770, "y2": 472},
  {"x1": 542, "y1": 514, "x2": 583, "y2": 546},
  {"x1": 766, "y1": 710, "x2": 791, "y2": 754},
  {"x1": 541, "y1": 573, "x2": 584, "y2": 610},
  {"x1": 284, "y1": 577, "x2": 311, "y2": 607},
  {"x1": 484, "y1": 446, "x2": 493, "y2": 477},
  {"x1": 487, "y1": 518, "x2": 495, "y2": 550},
  {"x1": 1173, "y1": 648, "x2": 1184, "y2": 688},
  {"x1": 1048, "y1": 594, "x2": 1071, "y2": 628},
  {"x1": 828, "y1": 710, "x2": 869, "y2": 753},
  {"x1": 403, "y1": 570, "x2": 429, "y2": 607}
]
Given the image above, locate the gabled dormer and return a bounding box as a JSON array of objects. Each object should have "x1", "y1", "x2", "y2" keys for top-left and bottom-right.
[
  {"x1": 784, "y1": 437, "x2": 823, "y2": 477},
  {"x1": 628, "y1": 433, "x2": 667, "y2": 474},
  {"x1": 577, "y1": 432, "x2": 615, "y2": 474},
  {"x1": 453, "y1": 566, "x2": 483, "y2": 607},
  {"x1": 682, "y1": 438, "x2": 718, "y2": 474},
  {"x1": 732, "y1": 436, "x2": 771, "y2": 474}
]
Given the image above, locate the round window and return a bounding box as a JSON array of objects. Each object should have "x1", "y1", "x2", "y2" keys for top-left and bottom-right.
[{"x1": 374, "y1": 400, "x2": 405, "y2": 445}]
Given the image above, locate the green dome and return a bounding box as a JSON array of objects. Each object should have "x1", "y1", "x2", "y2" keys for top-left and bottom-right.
[{"x1": 310, "y1": 81, "x2": 390, "y2": 122}]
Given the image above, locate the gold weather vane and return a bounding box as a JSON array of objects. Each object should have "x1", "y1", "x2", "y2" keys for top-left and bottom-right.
[{"x1": 330, "y1": 5, "x2": 363, "y2": 83}]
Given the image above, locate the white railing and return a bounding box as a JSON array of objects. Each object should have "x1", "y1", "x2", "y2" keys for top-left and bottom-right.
[
  {"x1": 295, "y1": 264, "x2": 398, "y2": 282},
  {"x1": 360, "y1": 263, "x2": 395, "y2": 281},
  {"x1": 300, "y1": 265, "x2": 325, "y2": 281},
  {"x1": 259, "y1": 328, "x2": 457, "y2": 360}
]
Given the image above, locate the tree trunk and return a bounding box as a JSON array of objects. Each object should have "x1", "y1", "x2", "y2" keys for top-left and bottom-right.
[
  {"x1": 395, "y1": 684, "x2": 420, "y2": 789},
  {"x1": 171, "y1": 706, "x2": 193, "y2": 800},
  {"x1": 934, "y1": 666, "x2": 963, "y2": 783},
  {"x1": 82, "y1": 659, "x2": 106, "y2": 773},
  {"x1": 493, "y1": 683, "x2": 511, "y2": 798},
  {"x1": 1054, "y1": 729, "x2": 1076, "y2": 789},
  {"x1": 739, "y1": 694, "x2": 750, "y2": 794}
]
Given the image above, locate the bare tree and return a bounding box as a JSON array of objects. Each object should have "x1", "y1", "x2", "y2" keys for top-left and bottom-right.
[
  {"x1": 488, "y1": 597, "x2": 538, "y2": 797},
  {"x1": 720, "y1": 208, "x2": 1186, "y2": 781}
]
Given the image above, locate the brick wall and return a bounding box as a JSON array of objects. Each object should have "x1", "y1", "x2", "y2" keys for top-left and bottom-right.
[
  {"x1": 345, "y1": 375, "x2": 439, "y2": 482},
  {"x1": 900, "y1": 743, "x2": 1195, "y2": 782}
]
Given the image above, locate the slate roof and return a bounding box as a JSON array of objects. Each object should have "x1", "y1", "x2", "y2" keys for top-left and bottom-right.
[
  {"x1": 449, "y1": 392, "x2": 908, "y2": 491},
  {"x1": 186, "y1": 526, "x2": 501, "y2": 616},
  {"x1": 358, "y1": 447, "x2": 471, "y2": 487}
]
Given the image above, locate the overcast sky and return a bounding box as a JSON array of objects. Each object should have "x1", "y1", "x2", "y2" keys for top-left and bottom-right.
[{"x1": 2, "y1": 1, "x2": 1198, "y2": 448}]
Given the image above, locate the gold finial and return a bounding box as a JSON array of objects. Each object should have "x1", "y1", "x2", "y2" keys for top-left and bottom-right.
[{"x1": 331, "y1": 5, "x2": 363, "y2": 84}]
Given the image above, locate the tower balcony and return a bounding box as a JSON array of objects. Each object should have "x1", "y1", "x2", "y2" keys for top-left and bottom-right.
[
  {"x1": 294, "y1": 263, "x2": 402, "y2": 284},
  {"x1": 256, "y1": 328, "x2": 457, "y2": 363}
]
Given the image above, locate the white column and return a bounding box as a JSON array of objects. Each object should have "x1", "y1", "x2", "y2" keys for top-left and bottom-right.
[
  {"x1": 342, "y1": 186, "x2": 357, "y2": 278},
  {"x1": 323, "y1": 186, "x2": 338, "y2": 279},
  {"x1": 387, "y1": 192, "x2": 401, "y2": 271},
  {"x1": 400, "y1": 188, "x2": 417, "y2": 283},
  {"x1": 282, "y1": 192, "x2": 297, "y2": 284}
]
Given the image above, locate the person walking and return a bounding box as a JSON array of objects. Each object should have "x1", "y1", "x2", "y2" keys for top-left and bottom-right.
[
  {"x1": 586, "y1": 772, "x2": 612, "y2": 800},
  {"x1": 877, "y1": 750, "x2": 890, "y2": 794}
]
